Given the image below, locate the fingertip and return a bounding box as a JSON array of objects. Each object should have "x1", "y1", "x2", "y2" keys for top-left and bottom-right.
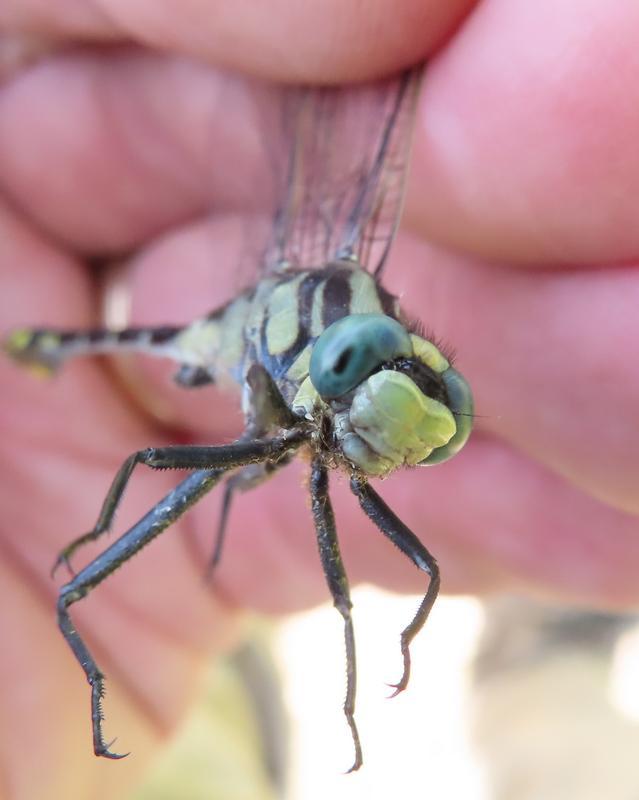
[{"x1": 1, "y1": 0, "x2": 474, "y2": 81}]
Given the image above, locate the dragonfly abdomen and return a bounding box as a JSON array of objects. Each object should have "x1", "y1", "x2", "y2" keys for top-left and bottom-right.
[
  {"x1": 4, "y1": 292, "x2": 253, "y2": 386},
  {"x1": 4, "y1": 325, "x2": 183, "y2": 376}
]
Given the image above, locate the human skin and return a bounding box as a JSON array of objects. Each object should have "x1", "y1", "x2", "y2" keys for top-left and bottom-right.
[{"x1": 1, "y1": 0, "x2": 639, "y2": 797}]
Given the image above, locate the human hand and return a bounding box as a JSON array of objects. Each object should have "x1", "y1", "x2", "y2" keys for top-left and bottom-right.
[{"x1": 2, "y1": 1, "x2": 639, "y2": 797}]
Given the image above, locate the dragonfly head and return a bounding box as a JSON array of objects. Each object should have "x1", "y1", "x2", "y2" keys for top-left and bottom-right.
[{"x1": 309, "y1": 313, "x2": 473, "y2": 476}]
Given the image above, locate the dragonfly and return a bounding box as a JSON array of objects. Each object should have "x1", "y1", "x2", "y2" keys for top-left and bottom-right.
[{"x1": 4, "y1": 64, "x2": 473, "y2": 772}]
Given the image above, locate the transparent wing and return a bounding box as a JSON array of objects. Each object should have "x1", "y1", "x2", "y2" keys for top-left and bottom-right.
[{"x1": 261, "y1": 66, "x2": 424, "y2": 279}]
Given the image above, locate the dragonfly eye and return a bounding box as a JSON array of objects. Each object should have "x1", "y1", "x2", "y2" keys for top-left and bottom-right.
[
  {"x1": 419, "y1": 367, "x2": 473, "y2": 465},
  {"x1": 309, "y1": 314, "x2": 413, "y2": 400}
]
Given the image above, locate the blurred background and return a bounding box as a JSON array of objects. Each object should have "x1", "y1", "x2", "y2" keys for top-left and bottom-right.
[{"x1": 130, "y1": 590, "x2": 639, "y2": 800}]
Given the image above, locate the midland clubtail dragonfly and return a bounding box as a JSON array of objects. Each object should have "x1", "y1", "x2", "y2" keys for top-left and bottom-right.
[{"x1": 4, "y1": 64, "x2": 473, "y2": 771}]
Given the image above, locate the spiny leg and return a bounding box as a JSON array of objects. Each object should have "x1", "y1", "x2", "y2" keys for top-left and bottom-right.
[
  {"x1": 350, "y1": 476, "x2": 440, "y2": 696},
  {"x1": 53, "y1": 430, "x2": 306, "y2": 575},
  {"x1": 310, "y1": 457, "x2": 362, "y2": 772},
  {"x1": 58, "y1": 468, "x2": 225, "y2": 758},
  {"x1": 58, "y1": 432, "x2": 308, "y2": 759}
]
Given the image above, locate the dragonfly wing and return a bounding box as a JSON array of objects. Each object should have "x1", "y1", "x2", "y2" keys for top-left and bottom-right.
[{"x1": 262, "y1": 66, "x2": 424, "y2": 278}]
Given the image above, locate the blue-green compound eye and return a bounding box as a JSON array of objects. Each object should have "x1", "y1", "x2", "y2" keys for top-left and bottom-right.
[
  {"x1": 419, "y1": 367, "x2": 474, "y2": 465},
  {"x1": 309, "y1": 314, "x2": 412, "y2": 400}
]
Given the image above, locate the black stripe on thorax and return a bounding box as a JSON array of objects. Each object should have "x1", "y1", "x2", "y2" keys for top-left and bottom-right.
[
  {"x1": 321, "y1": 270, "x2": 352, "y2": 328},
  {"x1": 257, "y1": 270, "x2": 324, "y2": 380}
]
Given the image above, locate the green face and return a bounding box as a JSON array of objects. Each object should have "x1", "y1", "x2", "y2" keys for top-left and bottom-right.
[{"x1": 308, "y1": 313, "x2": 473, "y2": 476}]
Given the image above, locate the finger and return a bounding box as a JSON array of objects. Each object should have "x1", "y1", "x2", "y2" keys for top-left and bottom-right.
[
  {"x1": 0, "y1": 51, "x2": 286, "y2": 251},
  {"x1": 0, "y1": 51, "x2": 225, "y2": 251},
  {"x1": 0, "y1": 0, "x2": 472, "y2": 82},
  {"x1": 407, "y1": 0, "x2": 639, "y2": 264}
]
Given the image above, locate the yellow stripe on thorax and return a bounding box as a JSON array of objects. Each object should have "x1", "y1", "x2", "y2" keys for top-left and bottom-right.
[
  {"x1": 264, "y1": 273, "x2": 306, "y2": 355},
  {"x1": 348, "y1": 270, "x2": 384, "y2": 314}
]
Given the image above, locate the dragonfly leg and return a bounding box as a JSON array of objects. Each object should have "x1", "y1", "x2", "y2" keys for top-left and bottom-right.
[
  {"x1": 205, "y1": 456, "x2": 292, "y2": 579},
  {"x1": 350, "y1": 476, "x2": 440, "y2": 696},
  {"x1": 53, "y1": 430, "x2": 307, "y2": 576},
  {"x1": 204, "y1": 363, "x2": 298, "y2": 578},
  {"x1": 310, "y1": 457, "x2": 362, "y2": 773},
  {"x1": 57, "y1": 468, "x2": 225, "y2": 759},
  {"x1": 57, "y1": 432, "x2": 308, "y2": 759}
]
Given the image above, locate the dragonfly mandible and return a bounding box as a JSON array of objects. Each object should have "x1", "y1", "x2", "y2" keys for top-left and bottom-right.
[{"x1": 4, "y1": 64, "x2": 473, "y2": 772}]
